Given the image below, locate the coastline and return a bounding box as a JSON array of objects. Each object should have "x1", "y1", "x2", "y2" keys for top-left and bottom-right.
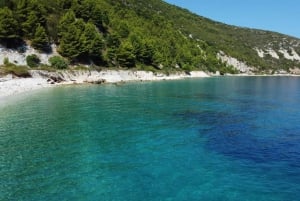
[
  {"x1": 2, "y1": 70, "x2": 300, "y2": 100},
  {"x1": 0, "y1": 70, "x2": 210, "y2": 100}
]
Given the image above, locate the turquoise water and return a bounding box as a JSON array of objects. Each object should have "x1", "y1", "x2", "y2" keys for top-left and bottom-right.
[{"x1": 1, "y1": 77, "x2": 300, "y2": 201}]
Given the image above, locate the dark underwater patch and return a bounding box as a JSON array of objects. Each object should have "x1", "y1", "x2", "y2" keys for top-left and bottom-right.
[{"x1": 176, "y1": 109, "x2": 300, "y2": 167}]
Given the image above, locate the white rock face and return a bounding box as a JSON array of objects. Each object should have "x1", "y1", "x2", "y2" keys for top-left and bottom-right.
[
  {"x1": 266, "y1": 48, "x2": 280, "y2": 59},
  {"x1": 278, "y1": 48, "x2": 300, "y2": 61},
  {"x1": 255, "y1": 46, "x2": 300, "y2": 61},
  {"x1": 289, "y1": 67, "x2": 300, "y2": 74},
  {"x1": 0, "y1": 44, "x2": 58, "y2": 65},
  {"x1": 255, "y1": 48, "x2": 265, "y2": 58},
  {"x1": 217, "y1": 52, "x2": 255, "y2": 73}
]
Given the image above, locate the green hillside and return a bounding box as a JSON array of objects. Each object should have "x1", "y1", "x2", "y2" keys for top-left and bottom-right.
[{"x1": 0, "y1": 0, "x2": 300, "y2": 73}]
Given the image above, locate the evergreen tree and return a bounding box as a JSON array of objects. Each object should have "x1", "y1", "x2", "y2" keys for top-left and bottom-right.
[
  {"x1": 46, "y1": 13, "x2": 60, "y2": 43},
  {"x1": 79, "y1": 22, "x2": 96, "y2": 59},
  {"x1": 91, "y1": 6, "x2": 108, "y2": 32},
  {"x1": 58, "y1": 24, "x2": 82, "y2": 61},
  {"x1": 80, "y1": 23, "x2": 99, "y2": 54},
  {"x1": 117, "y1": 40, "x2": 136, "y2": 67},
  {"x1": 73, "y1": 18, "x2": 85, "y2": 34},
  {"x1": 31, "y1": 25, "x2": 49, "y2": 52},
  {"x1": 59, "y1": 0, "x2": 74, "y2": 10},
  {"x1": 0, "y1": 7, "x2": 20, "y2": 40},
  {"x1": 27, "y1": 0, "x2": 47, "y2": 26},
  {"x1": 106, "y1": 33, "x2": 121, "y2": 66},
  {"x1": 139, "y1": 41, "x2": 154, "y2": 65},
  {"x1": 0, "y1": 0, "x2": 16, "y2": 9},
  {"x1": 22, "y1": 11, "x2": 39, "y2": 38},
  {"x1": 102, "y1": 11, "x2": 109, "y2": 26},
  {"x1": 70, "y1": 0, "x2": 81, "y2": 18},
  {"x1": 15, "y1": 0, "x2": 29, "y2": 34},
  {"x1": 117, "y1": 22, "x2": 130, "y2": 38},
  {"x1": 107, "y1": 33, "x2": 121, "y2": 48},
  {"x1": 130, "y1": 35, "x2": 154, "y2": 65},
  {"x1": 90, "y1": 33, "x2": 104, "y2": 64},
  {"x1": 79, "y1": 0, "x2": 94, "y2": 21},
  {"x1": 78, "y1": 22, "x2": 104, "y2": 63},
  {"x1": 19, "y1": 0, "x2": 47, "y2": 38},
  {"x1": 58, "y1": 10, "x2": 76, "y2": 37}
]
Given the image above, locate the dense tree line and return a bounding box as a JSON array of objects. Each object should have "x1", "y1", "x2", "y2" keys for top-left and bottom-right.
[{"x1": 0, "y1": 0, "x2": 235, "y2": 72}]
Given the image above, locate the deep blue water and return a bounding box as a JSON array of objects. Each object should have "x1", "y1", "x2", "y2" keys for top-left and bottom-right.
[{"x1": 1, "y1": 77, "x2": 300, "y2": 201}]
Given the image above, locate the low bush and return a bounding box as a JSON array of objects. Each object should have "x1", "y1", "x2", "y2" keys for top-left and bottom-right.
[
  {"x1": 2, "y1": 66, "x2": 31, "y2": 77},
  {"x1": 3, "y1": 57, "x2": 9, "y2": 65},
  {"x1": 48, "y1": 56, "x2": 68, "y2": 69},
  {"x1": 26, "y1": 54, "x2": 40, "y2": 68}
]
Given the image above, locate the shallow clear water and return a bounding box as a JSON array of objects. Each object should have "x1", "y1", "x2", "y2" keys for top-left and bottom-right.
[{"x1": 1, "y1": 77, "x2": 300, "y2": 201}]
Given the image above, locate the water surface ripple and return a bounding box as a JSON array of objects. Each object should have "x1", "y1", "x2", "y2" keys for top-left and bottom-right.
[{"x1": 1, "y1": 77, "x2": 300, "y2": 201}]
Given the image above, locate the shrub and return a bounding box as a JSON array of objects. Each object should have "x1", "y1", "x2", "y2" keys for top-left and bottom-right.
[
  {"x1": 48, "y1": 56, "x2": 68, "y2": 69},
  {"x1": 3, "y1": 66, "x2": 31, "y2": 77},
  {"x1": 26, "y1": 54, "x2": 40, "y2": 68},
  {"x1": 3, "y1": 57, "x2": 9, "y2": 65}
]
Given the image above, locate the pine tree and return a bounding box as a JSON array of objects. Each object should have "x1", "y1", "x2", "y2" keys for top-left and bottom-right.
[
  {"x1": 59, "y1": 0, "x2": 74, "y2": 10},
  {"x1": 130, "y1": 35, "x2": 154, "y2": 65},
  {"x1": 46, "y1": 13, "x2": 60, "y2": 43},
  {"x1": 117, "y1": 22, "x2": 130, "y2": 38},
  {"x1": 117, "y1": 40, "x2": 136, "y2": 67},
  {"x1": 90, "y1": 33, "x2": 104, "y2": 64},
  {"x1": 91, "y1": 5, "x2": 106, "y2": 31},
  {"x1": 80, "y1": 23, "x2": 96, "y2": 54},
  {"x1": 27, "y1": 0, "x2": 47, "y2": 26},
  {"x1": 91, "y1": 34, "x2": 104, "y2": 56},
  {"x1": 31, "y1": 25, "x2": 49, "y2": 52},
  {"x1": 58, "y1": 10, "x2": 76, "y2": 37},
  {"x1": 78, "y1": 22, "x2": 104, "y2": 63},
  {"x1": 22, "y1": 11, "x2": 39, "y2": 38},
  {"x1": 58, "y1": 24, "x2": 82, "y2": 61},
  {"x1": 106, "y1": 33, "x2": 121, "y2": 66},
  {"x1": 79, "y1": 0, "x2": 94, "y2": 21},
  {"x1": 19, "y1": 0, "x2": 47, "y2": 38},
  {"x1": 139, "y1": 41, "x2": 154, "y2": 65},
  {"x1": 57, "y1": 10, "x2": 83, "y2": 61},
  {"x1": 107, "y1": 33, "x2": 121, "y2": 48},
  {"x1": 0, "y1": 0, "x2": 15, "y2": 9},
  {"x1": 0, "y1": 7, "x2": 20, "y2": 40}
]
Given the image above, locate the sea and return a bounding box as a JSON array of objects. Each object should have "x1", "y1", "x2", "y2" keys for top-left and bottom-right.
[{"x1": 1, "y1": 76, "x2": 300, "y2": 201}]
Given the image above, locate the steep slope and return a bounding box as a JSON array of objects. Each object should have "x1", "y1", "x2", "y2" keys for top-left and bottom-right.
[
  {"x1": 133, "y1": 0, "x2": 300, "y2": 72},
  {"x1": 0, "y1": 0, "x2": 300, "y2": 74}
]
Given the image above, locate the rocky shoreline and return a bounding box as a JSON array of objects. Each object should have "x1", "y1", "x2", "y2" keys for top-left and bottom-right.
[{"x1": 0, "y1": 70, "x2": 210, "y2": 99}]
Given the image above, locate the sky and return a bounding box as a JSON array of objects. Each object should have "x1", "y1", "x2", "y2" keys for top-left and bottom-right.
[{"x1": 164, "y1": 0, "x2": 300, "y2": 38}]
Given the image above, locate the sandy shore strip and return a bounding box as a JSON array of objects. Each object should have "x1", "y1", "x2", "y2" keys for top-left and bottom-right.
[{"x1": 0, "y1": 70, "x2": 209, "y2": 99}]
